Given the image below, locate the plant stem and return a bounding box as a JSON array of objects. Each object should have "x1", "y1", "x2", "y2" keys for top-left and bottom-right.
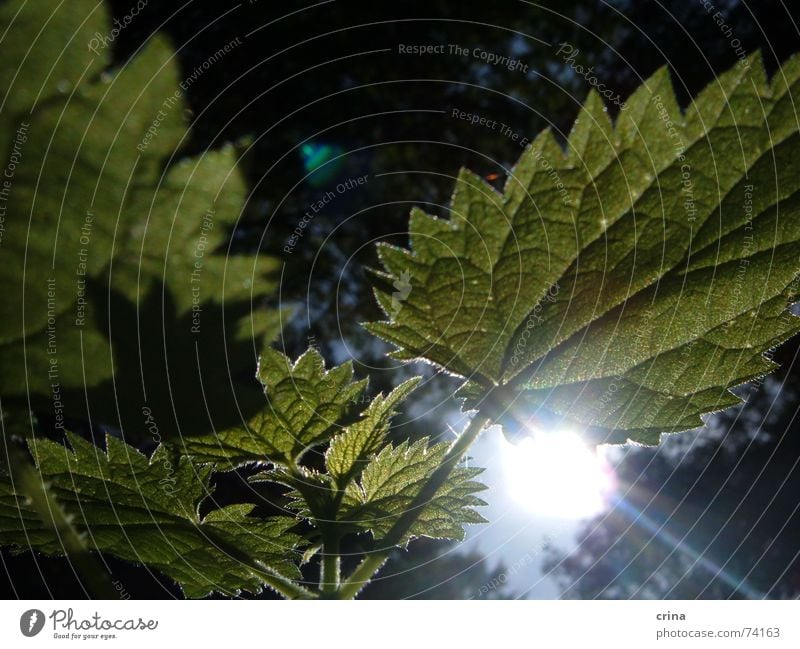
[
  {"x1": 241, "y1": 558, "x2": 318, "y2": 600},
  {"x1": 337, "y1": 413, "x2": 491, "y2": 599},
  {"x1": 1, "y1": 438, "x2": 119, "y2": 599},
  {"x1": 320, "y1": 533, "x2": 340, "y2": 598}
]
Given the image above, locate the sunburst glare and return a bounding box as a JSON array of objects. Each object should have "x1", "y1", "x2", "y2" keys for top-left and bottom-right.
[{"x1": 500, "y1": 429, "x2": 615, "y2": 519}]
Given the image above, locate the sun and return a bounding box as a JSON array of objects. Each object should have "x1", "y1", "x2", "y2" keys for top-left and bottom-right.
[{"x1": 499, "y1": 429, "x2": 615, "y2": 519}]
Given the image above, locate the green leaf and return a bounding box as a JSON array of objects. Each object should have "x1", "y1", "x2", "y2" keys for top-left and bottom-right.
[
  {"x1": 0, "y1": 14, "x2": 184, "y2": 341},
  {"x1": 182, "y1": 348, "x2": 366, "y2": 467},
  {"x1": 367, "y1": 53, "x2": 800, "y2": 444},
  {"x1": 0, "y1": 433, "x2": 301, "y2": 598},
  {"x1": 338, "y1": 438, "x2": 487, "y2": 544},
  {"x1": 0, "y1": 0, "x2": 106, "y2": 157},
  {"x1": 325, "y1": 377, "x2": 421, "y2": 489},
  {"x1": 247, "y1": 371, "x2": 486, "y2": 547},
  {"x1": 0, "y1": 0, "x2": 283, "y2": 437}
]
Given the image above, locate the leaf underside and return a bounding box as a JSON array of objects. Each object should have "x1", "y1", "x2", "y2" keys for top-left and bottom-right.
[
  {"x1": 0, "y1": 434, "x2": 301, "y2": 598},
  {"x1": 182, "y1": 348, "x2": 367, "y2": 467},
  {"x1": 0, "y1": 0, "x2": 282, "y2": 436},
  {"x1": 197, "y1": 349, "x2": 488, "y2": 546},
  {"x1": 337, "y1": 438, "x2": 488, "y2": 544},
  {"x1": 368, "y1": 52, "x2": 800, "y2": 444}
]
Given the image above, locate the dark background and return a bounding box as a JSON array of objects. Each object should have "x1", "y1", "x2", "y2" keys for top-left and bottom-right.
[{"x1": 3, "y1": 0, "x2": 800, "y2": 599}]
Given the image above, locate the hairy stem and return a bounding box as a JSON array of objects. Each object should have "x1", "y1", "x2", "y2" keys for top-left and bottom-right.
[
  {"x1": 337, "y1": 413, "x2": 491, "y2": 599},
  {"x1": 320, "y1": 533, "x2": 341, "y2": 597}
]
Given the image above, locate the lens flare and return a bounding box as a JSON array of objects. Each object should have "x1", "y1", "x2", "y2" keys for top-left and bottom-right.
[{"x1": 500, "y1": 429, "x2": 615, "y2": 518}]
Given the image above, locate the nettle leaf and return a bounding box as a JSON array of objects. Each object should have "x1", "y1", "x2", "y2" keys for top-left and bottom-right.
[
  {"x1": 252, "y1": 374, "x2": 486, "y2": 546},
  {"x1": 0, "y1": 1, "x2": 183, "y2": 344},
  {"x1": 0, "y1": 0, "x2": 281, "y2": 437},
  {"x1": 0, "y1": 0, "x2": 106, "y2": 157},
  {"x1": 272, "y1": 444, "x2": 487, "y2": 546},
  {"x1": 264, "y1": 378, "x2": 422, "y2": 515},
  {"x1": 338, "y1": 439, "x2": 487, "y2": 544},
  {"x1": 367, "y1": 53, "x2": 800, "y2": 445},
  {"x1": 183, "y1": 348, "x2": 366, "y2": 467},
  {"x1": 325, "y1": 377, "x2": 422, "y2": 488},
  {"x1": 0, "y1": 434, "x2": 301, "y2": 598}
]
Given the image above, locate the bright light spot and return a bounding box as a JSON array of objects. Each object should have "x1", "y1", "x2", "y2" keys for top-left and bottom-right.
[{"x1": 500, "y1": 429, "x2": 615, "y2": 519}]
